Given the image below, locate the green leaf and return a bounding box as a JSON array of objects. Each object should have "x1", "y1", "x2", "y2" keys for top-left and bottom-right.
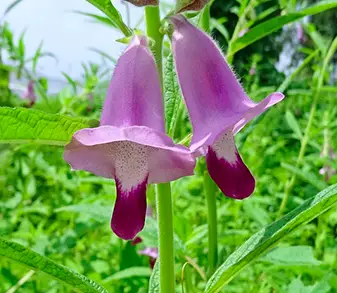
[
  {"x1": 205, "y1": 184, "x2": 337, "y2": 293},
  {"x1": 261, "y1": 246, "x2": 321, "y2": 266},
  {"x1": 0, "y1": 238, "x2": 108, "y2": 293},
  {"x1": 287, "y1": 279, "x2": 311, "y2": 293},
  {"x1": 85, "y1": 0, "x2": 132, "y2": 37},
  {"x1": 73, "y1": 11, "x2": 118, "y2": 28},
  {"x1": 281, "y1": 163, "x2": 327, "y2": 190},
  {"x1": 229, "y1": 0, "x2": 337, "y2": 56},
  {"x1": 55, "y1": 204, "x2": 111, "y2": 222},
  {"x1": 164, "y1": 54, "x2": 183, "y2": 137},
  {"x1": 285, "y1": 110, "x2": 303, "y2": 139},
  {"x1": 0, "y1": 107, "x2": 95, "y2": 145},
  {"x1": 102, "y1": 267, "x2": 152, "y2": 284},
  {"x1": 148, "y1": 260, "x2": 160, "y2": 293}
]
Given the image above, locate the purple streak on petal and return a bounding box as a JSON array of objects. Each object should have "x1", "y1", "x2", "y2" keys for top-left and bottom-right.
[
  {"x1": 139, "y1": 247, "x2": 158, "y2": 259},
  {"x1": 111, "y1": 177, "x2": 148, "y2": 240},
  {"x1": 100, "y1": 36, "x2": 164, "y2": 132},
  {"x1": 170, "y1": 15, "x2": 284, "y2": 153},
  {"x1": 206, "y1": 132, "x2": 255, "y2": 199}
]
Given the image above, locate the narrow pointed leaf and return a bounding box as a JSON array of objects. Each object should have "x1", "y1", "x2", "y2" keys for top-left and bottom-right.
[
  {"x1": 0, "y1": 238, "x2": 108, "y2": 293},
  {"x1": 0, "y1": 107, "x2": 96, "y2": 145},
  {"x1": 85, "y1": 0, "x2": 132, "y2": 36},
  {"x1": 205, "y1": 184, "x2": 337, "y2": 293},
  {"x1": 229, "y1": 0, "x2": 337, "y2": 56}
]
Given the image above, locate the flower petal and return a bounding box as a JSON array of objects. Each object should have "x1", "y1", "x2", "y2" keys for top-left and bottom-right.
[
  {"x1": 206, "y1": 132, "x2": 255, "y2": 199},
  {"x1": 112, "y1": 177, "x2": 148, "y2": 240},
  {"x1": 64, "y1": 125, "x2": 195, "y2": 183},
  {"x1": 139, "y1": 247, "x2": 158, "y2": 259},
  {"x1": 101, "y1": 35, "x2": 164, "y2": 132},
  {"x1": 170, "y1": 15, "x2": 284, "y2": 153}
]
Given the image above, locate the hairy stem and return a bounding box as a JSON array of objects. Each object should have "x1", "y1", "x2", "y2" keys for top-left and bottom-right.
[{"x1": 145, "y1": 6, "x2": 175, "y2": 293}]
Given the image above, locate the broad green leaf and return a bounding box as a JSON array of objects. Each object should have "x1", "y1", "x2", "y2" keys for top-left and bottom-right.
[
  {"x1": 229, "y1": 0, "x2": 337, "y2": 56},
  {"x1": 0, "y1": 238, "x2": 108, "y2": 293},
  {"x1": 148, "y1": 260, "x2": 160, "y2": 293},
  {"x1": 164, "y1": 54, "x2": 184, "y2": 137},
  {"x1": 285, "y1": 110, "x2": 303, "y2": 139},
  {"x1": 0, "y1": 107, "x2": 96, "y2": 145},
  {"x1": 262, "y1": 246, "x2": 321, "y2": 266},
  {"x1": 205, "y1": 184, "x2": 337, "y2": 293},
  {"x1": 85, "y1": 0, "x2": 132, "y2": 37},
  {"x1": 102, "y1": 267, "x2": 152, "y2": 284}
]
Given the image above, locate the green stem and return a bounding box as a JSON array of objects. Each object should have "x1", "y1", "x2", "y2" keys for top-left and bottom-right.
[
  {"x1": 145, "y1": 6, "x2": 163, "y2": 82},
  {"x1": 277, "y1": 36, "x2": 337, "y2": 218},
  {"x1": 156, "y1": 183, "x2": 175, "y2": 293},
  {"x1": 204, "y1": 171, "x2": 218, "y2": 276},
  {"x1": 145, "y1": 6, "x2": 175, "y2": 293}
]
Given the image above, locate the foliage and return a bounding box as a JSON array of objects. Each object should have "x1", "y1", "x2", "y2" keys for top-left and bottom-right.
[{"x1": 1, "y1": 0, "x2": 337, "y2": 293}]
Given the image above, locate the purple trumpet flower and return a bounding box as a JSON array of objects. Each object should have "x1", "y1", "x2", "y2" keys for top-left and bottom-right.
[
  {"x1": 170, "y1": 15, "x2": 284, "y2": 200},
  {"x1": 64, "y1": 36, "x2": 195, "y2": 240}
]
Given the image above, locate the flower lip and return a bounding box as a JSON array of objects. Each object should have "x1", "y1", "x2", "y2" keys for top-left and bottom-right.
[{"x1": 64, "y1": 125, "x2": 196, "y2": 184}]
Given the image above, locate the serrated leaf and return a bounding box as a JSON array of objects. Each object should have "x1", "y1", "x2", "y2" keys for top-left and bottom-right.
[
  {"x1": 262, "y1": 246, "x2": 321, "y2": 266},
  {"x1": 164, "y1": 54, "x2": 183, "y2": 136},
  {"x1": 85, "y1": 0, "x2": 132, "y2": 37},
  {"x1": 102, "y1": 267, "x2": 152, "y2": 284},
  {"x1": 148, "y1": 260, "x2": 160, "y2": 293},
  {"x1": 205, "y1": 184, "x2": 337, "y2": 293},
  {"x1": 0, "y1": 107, "x2": 96, "y2": 145},
  {"x1": 0, "y1": 238, "x2": 108, "y2": 293},
  {"x1": 229, "y1": 0, "x2": 337, "y2": 56}
]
